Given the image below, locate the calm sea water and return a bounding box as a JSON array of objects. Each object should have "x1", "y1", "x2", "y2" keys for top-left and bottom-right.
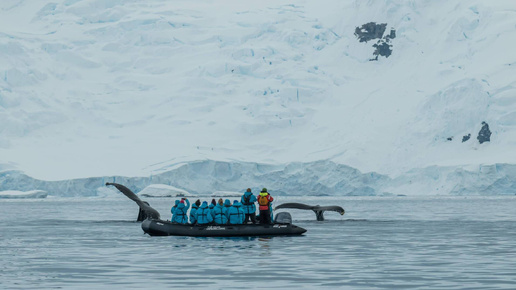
[{"x1": 1, "y1": 195, "x2": 516, "y2": 289}]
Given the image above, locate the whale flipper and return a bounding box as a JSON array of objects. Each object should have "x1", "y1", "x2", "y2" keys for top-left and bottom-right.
[
  {"x1": 275, "y1": 203, "x2": 345, "y2": 221},
  {"x1": 106, "y1": 183, "x2": 161, "y2": 220}
]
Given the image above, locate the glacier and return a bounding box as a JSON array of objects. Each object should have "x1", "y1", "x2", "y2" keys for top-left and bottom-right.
[
  {"x1": 1, "y1": 160, "x2": 515, "y2": 197},
  {"x1": 1, "y1": 0, "x2": 516, "y2": 195}
]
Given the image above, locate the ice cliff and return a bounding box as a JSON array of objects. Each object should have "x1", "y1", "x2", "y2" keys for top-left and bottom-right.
[{"x1": 1, "y1": 160, "x2": 515, "y2": 197}]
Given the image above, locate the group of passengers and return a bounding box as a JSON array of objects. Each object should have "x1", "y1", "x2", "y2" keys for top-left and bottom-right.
[{"x1": 170, "y1": 188, "x2": 274, "y2": 225}]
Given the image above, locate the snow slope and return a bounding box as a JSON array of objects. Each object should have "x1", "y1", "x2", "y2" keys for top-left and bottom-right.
[{"x1": 1, "y1": 0, "x2": 515, "y2": 194}]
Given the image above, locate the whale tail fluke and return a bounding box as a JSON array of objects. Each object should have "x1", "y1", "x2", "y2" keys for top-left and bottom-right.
[
  {"x1": 275, "y1": 202, "x2": 345, "y2": 221},
  {"x1": 106, "y1": 182, "x2": 161, "y2": 221},
  {"x1": 137, "y1": 201, "x2": 151, "y2": 222}
]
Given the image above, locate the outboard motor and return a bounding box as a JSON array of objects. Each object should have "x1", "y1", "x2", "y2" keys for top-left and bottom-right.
[{"x1": 274, "y1": 212, "x2": 292, "y2": 225}]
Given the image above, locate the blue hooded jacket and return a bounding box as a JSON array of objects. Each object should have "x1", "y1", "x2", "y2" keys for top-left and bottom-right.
[
  {"x1": 240, "y1": 191, "x2": 257, "y2": 214},
  {"x1": 195, "y1": 202, "x2": 213, "y2": 225},
  {"x1": 211, "y1": 204, "x2": 228, "y2": 225},
  {"x1": 209, "y1": 202, "x2": 215, "y2": 215},
  {"x1": 227, "y1": 201, "x2": 245, "y2": 224},
  {"x1": 190, "y1": 203, "x2": 199, "y2": 224},
  {"x1": 172, "y1": 199, "x2": 190, "y2": 224},
  {"x1": 170, "y1": 200, "x2": 180, "y2": 218}
]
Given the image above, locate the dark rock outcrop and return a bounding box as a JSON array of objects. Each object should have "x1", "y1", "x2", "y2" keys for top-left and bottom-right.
[
  {"x1": 354, "y1": 22, "x2": 387, "y2": 42},
  {"x1": 477, "y1": 122, "x2": 491, "y2": 144},
  {"x1": 373, "y1": 42, "x2": 393, "y2": 58},
  {"x1": 462, "y1": 134, "x2": 471, "y2": 143},
  {"x1": 388, "y1": 29, "x2": 396, "y2": 39},
  {"x1": 355, "y1": 22, "x2": 396, "y2": 61}
]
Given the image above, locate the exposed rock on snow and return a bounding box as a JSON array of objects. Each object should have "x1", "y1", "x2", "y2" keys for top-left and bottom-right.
[
  {"x1": 354, "y1": 22, "x2": 395, "y2": 60},
  {"x1": 354, "y1": 22, "x2": 387, "y2": 42},
  {"x1": 477, "y1": 122, "x2": 491, "y2": 144},
  {"x1": 372, "y1": 41, "x2": 393, "y2": 59}
]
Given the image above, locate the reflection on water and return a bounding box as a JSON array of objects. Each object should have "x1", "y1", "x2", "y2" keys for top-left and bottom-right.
[
  {"x1": 257, "y1": 237, "x2": 273, "y2": 257},
  {"x1": 1, "y1": 196, "x2": 516, "y2": 289}
]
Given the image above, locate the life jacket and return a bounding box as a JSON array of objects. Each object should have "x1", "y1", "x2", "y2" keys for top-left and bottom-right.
[
  {"x1": 197, "y1": 208, "x2": 209, "y2": 221},
  {"x1": 228, "y1": 204, "x2": 244, "y2": 224},
  {"x1": 229, "y1": 207, "x2": 243, "y2": 217},
  {"x1": 175, "y1": 211, "x2": 187, "y2": 223},
  {"x1": 242, "y1": 194, "x2": 252, "y2": 205},
  {"x1": 258, "y1": 194, "x2": 270, "y2": 206},
  {"x1": 190, "y1": 205, "x2": 198, "y2": 223},
  {"x1": 213, "y1": 207, "x2": 227, "y2": 224}
]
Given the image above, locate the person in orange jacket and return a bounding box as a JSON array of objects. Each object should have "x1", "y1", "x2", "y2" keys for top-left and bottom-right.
[{"x1": 257, "y1": 188, "x2": 274, "y2": 224}]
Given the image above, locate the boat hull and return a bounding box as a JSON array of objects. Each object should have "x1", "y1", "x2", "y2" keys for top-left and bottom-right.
[{"x1": 141, "y1": 219, "x2": 307, "y2": 237}]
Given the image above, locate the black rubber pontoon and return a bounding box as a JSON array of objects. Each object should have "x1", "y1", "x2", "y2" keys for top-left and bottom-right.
[
  {"x1": 141, "y1": 219, "x2": 306, "y2": 237},
  {"x1": 275, "y1": 203, "x2": 345, "y2": 221}
]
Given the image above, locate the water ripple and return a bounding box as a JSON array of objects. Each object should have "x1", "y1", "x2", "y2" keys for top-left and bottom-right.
[{"x1": 1, "y1": 196, "x2": 516, "y2": 289}]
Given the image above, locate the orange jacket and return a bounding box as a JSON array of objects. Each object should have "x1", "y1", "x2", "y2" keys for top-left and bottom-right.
[{"x1": 258, "y1": 194, "x2": 273, "y2": 210}]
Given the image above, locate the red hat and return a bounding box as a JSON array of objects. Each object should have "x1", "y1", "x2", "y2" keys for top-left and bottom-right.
[{"x1": 180, "y1": 200, "x2": 185, "y2": 204}]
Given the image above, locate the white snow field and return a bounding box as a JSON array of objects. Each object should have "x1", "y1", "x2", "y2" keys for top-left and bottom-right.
[
  {"x1": 0, "y1": 190, "x2": 47, "y2": 198},
  {"x1": 1, "y1": 0, "x2": 515, "y2": 195},
  {"x1": 137, "y1": 183, "x2": 191, "y2": 197}
]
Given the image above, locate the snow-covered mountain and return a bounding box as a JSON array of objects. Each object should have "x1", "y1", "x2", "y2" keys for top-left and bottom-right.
[{"x1": 1, "y1": 0, "x2": 515, "y2": 195}]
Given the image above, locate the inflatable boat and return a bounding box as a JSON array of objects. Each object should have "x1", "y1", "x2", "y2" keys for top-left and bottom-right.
[
  {"x1": 105, "y1": 182, "x2": 307, "y2": 237},
  {"x1": 141, "y1": 219, "x2": 307, "y2": 237}
]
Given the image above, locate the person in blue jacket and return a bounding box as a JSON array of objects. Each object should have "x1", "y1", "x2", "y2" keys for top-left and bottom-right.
[
  {"x1": 170, "y1": 200, "x2": 180, "y2": 220},
  {"x1": 224, "y1": 199, "x2": 232, "y2": 209},
  {"x1": 212, "y1": 198, "x2": 229, "y2": 225},
  {"x1": 195, "y1": 201, "x2": 213, "y2": 225},
  {"x1": 227, "y1": 200, "x2": 245, "y2": 224},
  {"x1": 172, "y1": 198, "x2": 190, "y2": 224},
  {"x1": 190, "y1": 199, "x2": 201, "y2": 224},
  {"x1": 209, "y1": 199, "x2": 216, "y2": 215},
  {"x1": 241, "y1": 188, "x2": 257, "y2": 224}
]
